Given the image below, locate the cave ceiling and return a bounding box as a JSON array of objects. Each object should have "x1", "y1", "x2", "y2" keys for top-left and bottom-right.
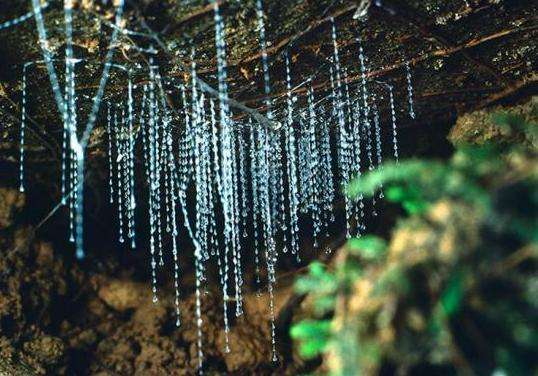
[{"x1": 0, "y1": 0, "x2": 536, "y2": 171}]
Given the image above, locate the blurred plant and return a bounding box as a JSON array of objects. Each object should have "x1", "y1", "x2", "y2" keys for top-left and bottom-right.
[{"x1": 291, "y1": 107, "x2": 537, "y2": 375}]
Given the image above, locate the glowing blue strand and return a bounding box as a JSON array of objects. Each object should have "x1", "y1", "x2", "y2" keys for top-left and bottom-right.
[
  {"x1": 189, "y1": 54, "x2": 213, "y2": 321},
  {"x1": 194, "y1": 91, "x2": 208, "y2": 256},
  {"x1": 106, "y1": 103, "x2": 114, "y2": 204},
  {"x1": 388, "y1": 85, "x2": 399, "y2": 162},
  {"x1": 76, "y1": 0, "x2": 124, "y2": 258},
  {"x1": 32, "y1": 0, "x2": 125, "y2": 259},
  {"x1": 213, "y1": 0, "x2": 233, "y2": 354},
  {"x1": 208, "y1": 98, "x2": 219, "y2": 256},
  {"x1": 79, "y1": 1, "x2": 125, "y2": 147},
  {"x1": 163, "y1": 122, "x2": 172, "y2": 237},
  {"x1": 156, "y1": 80, "x2": 183, "y2": 319},
  {"x1": 127, "y1": 73, "x2": 136, "y2": 248},
  {"x1": 257, "y1": 1, "x2": 278, "y2": 358},
  {"x1": 323, "y1": 67, "x2": 338, "y2": 231},
  {"x1": 255, "y1": 0, "x2": 283, "y2": 259},
  {"x1": 356, "y1": 37, "x2": 378, "y2": 219},
  {"x1": 329, "y1": 65, "x2": 337, "y2": 119},
  {"x1": 167, "y1": 128, "x2": 182, "y2": 328},
  {"x1": 122, "y1": 103, "x2": 131, "y2": 242},
  {"x1": 19, "y1": 63, "x2": 28, "y2": 193},
  {"x1": 192, "y1": 51, "x2": 202, "y2": 241},
  {"x1": 307, "y1": 84, "x2": 321, "y2": 248},
  {"x1": 229, "y1": 124, "x2": 243, "y2": 310},
  {"x1": 74, "y1": 153, "x2": 85, "y2": 259},
  {"x1": 298, "y1": 114, "x2": 311, "y2": 212},
  {"x1": 238, "y1": 129, "x2": 249, "y2": 238},
  {"x1": 202, "y1": 103, "x2": 214, "y2": 255},
  {"x1": 117, "y1": 105, "x2": 125, "y2": 244},
  {"x1": 153, "y1": 68, "x2": 164, "y2": 267},
  {"x1": 64, "y1": 0, "x2": 77, "y2": 229},
  {"x1": 194, "y1": 253, "x2": 204, "y2": 372},
  {"x1": 331, "y1": 18, "x2": 353, "y2": 238},
  {"x1": 174, "y1": 154, "x2": 207, "y2": 371},
  {"x1": 139, "y1": 85, "x2": 149, "y2": 180},
  {"x1": 373, "y1": 102, "x2": 384, "y2": 200},
  {"x1": 249, "y1": 120, "x2": 262, "y2": 286},
  {"x1": 179, "y1": 83, "x2": 190, "y2": 193},
  {"x1": 285, "y1": 52, "x2": 300, "y2": 258},
  {"x1": 152, "y1": 100, "x2": 203, "y2": 356},
  {"x1": 155, "y1": 84, "x2": 174, "y2": 243},
  {"x1": 204, "y1": 10, "x2": 244, "y2": 316},
  {"x1": 256, "y1": 0, "x2": 274, "y2": 119},
  {"x1": 319, "y1": 106, "x2": 335, "y2": 237},
  {"x1": 405, "y1": 61, "x2": 416, "y2": 119},
  {"x1": 0, "y1": 2, "x2": 49, "y2": 31},
  {"x1": 60, "y1": 108, "x2": 68, "y2": 204},
  {"x1": 367, "y1": 121, "x2": 377, "y2": 216},
  {"x1": 171, "y1": 234, "x2": 181, "y2": 327},
  {"x1": 69, "y1": 145, "x2": 76, "y2": 243},
  {"x1": 65, "y1": 0, "x2": 76, "y2": 173},
  {"x1": 350, "y1": 89, "x2": 365, "y2": 235},
  {"x1": 164, "y1": 105, "x2": 175, "y2": 239},
  {"x1": 147, "y1": 64, "x2": 159, "y2": 304},
  {"x1": 343, "y1": 69, "x2": 358, "y2": 234},
  {"x1": 31, "y1": 0, "x2": 69, "y2": 122},
  {"x1": 331, "y1": 18, "x2": 347, "y2": 171},
  {"x1": 357, "y1": 37, "x2": 374, "y2": 172}
]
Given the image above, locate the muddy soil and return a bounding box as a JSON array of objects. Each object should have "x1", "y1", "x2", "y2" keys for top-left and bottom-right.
[{"x1": 0, "y1": 187, "x2": 305, "y2": 375}]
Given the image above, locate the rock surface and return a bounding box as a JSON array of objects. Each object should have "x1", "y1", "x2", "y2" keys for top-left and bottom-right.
[
  {"x1": 449, "y1": 96, "x2": 537, "y2": 146},
  {"x1": 0, "y1": 187, "x2": 292, "y2": 374}
]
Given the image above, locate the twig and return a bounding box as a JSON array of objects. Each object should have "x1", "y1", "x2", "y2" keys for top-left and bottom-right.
[
  {"x1": 7, "y1": 167, "x2": 92, "y2": 261},
  {"x1": 241, "y1": 24, "x2": 538, "y2": 107},
  {"x1": 163, "y1": 0, "x2": 227, "y2": 35},
  {"x1": 198, "y1": 2, "x2": 357, "y2": 73},
  {"x1": 130, "y1": 2, "x2": 280, "y2": 130},
  {"x1": 378, "y1": 0, "x2": 511, "y2": 88},
  {"x1": 470, "y1": 74, "x2": 538, "y2": 111},
  {"x1": 491, "y1": 244, "x2": 538, "y2": 275},
  {"x1": 0, "y1": 88, "x2": 60, "y2": 161}
]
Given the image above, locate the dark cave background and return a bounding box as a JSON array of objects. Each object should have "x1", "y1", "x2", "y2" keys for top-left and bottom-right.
[{"x1": 0, "y1": 0, "x2": 536, "y2": 374}]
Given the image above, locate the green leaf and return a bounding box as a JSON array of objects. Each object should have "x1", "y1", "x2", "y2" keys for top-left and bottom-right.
[
  {"x1": 314, "y1": 295, "x2": 336, "y2": 314},
  {"x1": 290, "y1": 319, "x2": 331, "y2": 339},
  {"x1": 347, "y1": 160, "x2": 445, "y2": 200},
  {"x1": 347, "y1": 236, "x2": 387, "y2": 260},
  {"x1": 291, "y1": 320, "x2": 332, "y2": 359},
  {"x1": 309, "y1": 261, "x2": 326, "y2": 277},
  {"x1": 386, "y1": 185, "x2": 428, "y2": 214},
  {"x1": 440, "y1": 270, "x2": 465, "y2": 317},
  {"x1": 295, "y1": 262, "x2": 337, "y2": 295},
  {"x1": 299, "y1": 338, "x2": 328, "y2": 358}
]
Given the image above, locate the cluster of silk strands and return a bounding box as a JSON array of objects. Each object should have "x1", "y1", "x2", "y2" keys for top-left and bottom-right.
[{"x1": 9, "y1": 0, "x2": 418, "y2": 370}]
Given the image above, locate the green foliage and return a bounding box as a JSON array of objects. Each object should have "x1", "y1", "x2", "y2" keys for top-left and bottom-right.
[
  {"x1": 384, "y1": 184, "x2": 428, "y2": 214},
  {"x1": 491, "y1": 111, "x2": 538, "y2": 147},
  {"x1": 293, "y1": 235, "x2": 387, "y2": 373},
  {"x1": 346, "y1": 150, "x2": 495, "y2": 215},
  {"x1": 430, "y1": 268, "x2": 468, "y2": 336},
  {"x1": 439, "y1": 269, "x2": 465, "y2": 317},
  {"x1": 345, "y1": 110, "x2": 538, "y2": 215},
  {"x1": 291, "y1": 110, "x2": 538, "y2": 375},
  {"x1": 347, "y1": 236, "x2": 387, "y2": 261},
  {"x1": 290, "y1": 320, "x2": 332, "y2": 358},
  {"x1": 295, "y1": 262, "x2": 337, "y2": 296}
]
